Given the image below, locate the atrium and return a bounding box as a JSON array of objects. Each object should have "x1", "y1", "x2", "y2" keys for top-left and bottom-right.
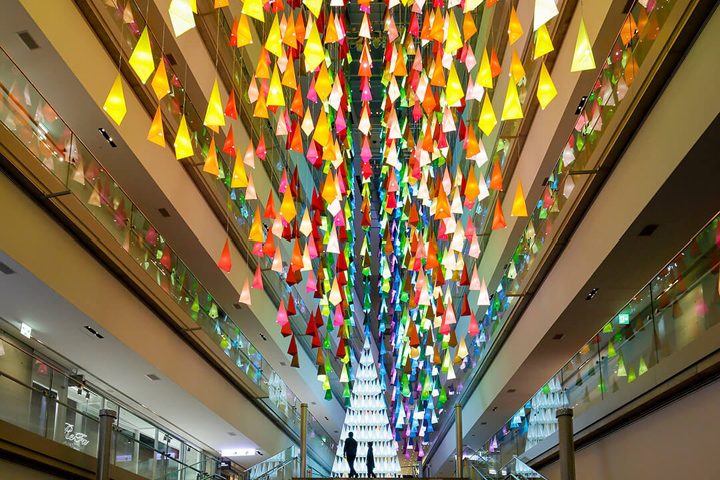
[{"x1": 0, "y1": 0, "x2": 718, "y2": 479}]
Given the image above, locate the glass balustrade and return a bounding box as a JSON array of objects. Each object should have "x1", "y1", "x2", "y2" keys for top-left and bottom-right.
[
  {"x1": 476, "y1": 212, "x2": 720, "y2": 468},
  {"x1": 0, "y1": 330, "x2": 226, "y2": 480},
  {"x1": 0, "y1": 45, "x2": 336, "y2": 463}
]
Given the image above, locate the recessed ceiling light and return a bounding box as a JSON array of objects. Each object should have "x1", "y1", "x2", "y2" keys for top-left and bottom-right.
[
  {"x1": 0, "y1": 261, "x2": 15, "y2": 275},
  {"x1": 84, "y1": 325, "x2": 104, "y2": 339},
  {"x1": 98, "y1": 128, "x2": 117, "y2": 148},
  {"x1": 145, "y1": 373, "x2": 161, "y2": 381},
  {"x1": 639, "y1": 224, "x2": 659, "y2": 237},
  {"x1": 17, "y1": 31, "x2": 39, "y2": 50},
  {"x1": 585, "y1": 288, "x2": 599, "y2": 300},
  {"x1": 576, "y1": 96, "x2": 588, "y2": 114}
]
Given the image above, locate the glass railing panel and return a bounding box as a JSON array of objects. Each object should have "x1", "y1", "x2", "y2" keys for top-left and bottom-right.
[
  {"x1": 477, "y1": 212, "x2": 720, "y2": 469},
  {"x1": 507, "y1": 456, "x2": 547, "y2": 479},
  {"x1": 0, "y1": 329, "x2": 224, "y2": 478},
  {"x1": 0, "y1": 44, "x2": 336, "y2": 461}
]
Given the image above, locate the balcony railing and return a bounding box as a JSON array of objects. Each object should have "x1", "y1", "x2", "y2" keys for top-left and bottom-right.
[
  {"x1": 477, "y1": 211, "x2": 720, "y2": 467},
  {"x1": 0, "y1": 329, "x2": 225, "y2": 480}
]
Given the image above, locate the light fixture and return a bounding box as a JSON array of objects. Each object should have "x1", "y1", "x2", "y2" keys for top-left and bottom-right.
[
  {"x1": 585, "y1": 288, "x2": 599, "y2": 300},
  {"x1": 98, "y1": 128, "x2": 117, "y2": 148},
  {"x1": 220, "y1": 448, "x2": 256, "y2": 457},
  {"x1": 20, "y1": 322, "x2": 32, "y2": 338}
]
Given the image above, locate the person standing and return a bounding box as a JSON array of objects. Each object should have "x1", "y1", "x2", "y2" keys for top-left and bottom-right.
[
  {"x1": 344, "y1": 432, "x2": 358, "y2": 478},
  {"x1": 366, "y1": 441, "x2": 376, "y2": 478}
]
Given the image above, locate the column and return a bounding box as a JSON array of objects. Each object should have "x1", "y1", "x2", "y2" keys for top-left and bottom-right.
[
  {"x1": 455, "y1": 404, "x2": 463, "y2": 479},
  {"x1": 556, "y1": 407, "x2": 576, "y2": 480},
  {"x1": 300, "y1": 403, "x2": 307, "y2": 478},
  {"x1": 96, "y1": 409, "x2": 117, "y2": 480}
]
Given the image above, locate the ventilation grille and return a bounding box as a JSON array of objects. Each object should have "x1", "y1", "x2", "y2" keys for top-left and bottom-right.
[{"x1": 17, "y1": 31, "x2": 39, "y2": 50}]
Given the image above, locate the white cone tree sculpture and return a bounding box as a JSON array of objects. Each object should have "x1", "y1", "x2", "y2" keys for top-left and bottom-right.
[{"x1": 332, "y1": 339, "x2": 401, "y2": 477}]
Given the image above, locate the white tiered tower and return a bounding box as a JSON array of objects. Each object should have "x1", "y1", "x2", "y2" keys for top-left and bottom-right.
[{"x1": 331, "y1": 339, "x2": 401, "y2": 477}]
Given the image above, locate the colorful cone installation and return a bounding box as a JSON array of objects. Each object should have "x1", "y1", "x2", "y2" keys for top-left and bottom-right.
[{"x1": 332, "y1": 338, "x2": 401, "y2": 477}]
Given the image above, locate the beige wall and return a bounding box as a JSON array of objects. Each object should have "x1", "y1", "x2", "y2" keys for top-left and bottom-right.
[
  {"x1": 540, "y1": 379, "x2": 720, "y2": 480},
  {"x1": 0, "y1": 458, "x2": 66, "y2": 480}
]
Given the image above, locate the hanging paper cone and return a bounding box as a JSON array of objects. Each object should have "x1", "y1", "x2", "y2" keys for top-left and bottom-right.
[
  {"x1": 239, "y1": 279, "x2": 251, "y2": 305},
  {"x1": 147, "y1": 106, "x2": 165, "y2": 147},
  {"x1": 129, "y1": 27, "x2": 155, "y2": 83},
  {"x1": 103, "y1": 74, "x2": 126, "y2": 125},
  {"x1": 492, "y1": 197, "x2": 507, "y2": 230},
  {"x1": 217, "y1": 238, "x2": 232, "y2": 273},
  {"x1": 511, "y1": 181, "x2": 528, "y2": 217}
]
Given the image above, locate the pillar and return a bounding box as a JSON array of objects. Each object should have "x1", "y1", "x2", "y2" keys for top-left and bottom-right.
[
  {"x1": 455, "y1": 404, "x2": 463, "y2": 479},
  {"x1": 300, "y1": 403, "x2": 307, "y2": 478},
  {"x1": 96, "y1": 409, "x2": 117, "y2": 480},
  {"x1": 556, "y1": 407, "x2": 576, "y2": 480}
]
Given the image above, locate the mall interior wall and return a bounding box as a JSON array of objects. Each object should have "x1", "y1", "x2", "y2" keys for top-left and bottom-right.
[{"x1": 539, "y1": 377, "x2": 720, "y2": 480}]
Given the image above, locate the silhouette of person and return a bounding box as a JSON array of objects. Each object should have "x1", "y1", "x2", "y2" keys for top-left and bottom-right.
[
  {"x1": 344, "y1": 432, "x2": 358, "y2": 478},
  {"x1": 366, "y1": 441, "x2": 376, "y2": 478}
]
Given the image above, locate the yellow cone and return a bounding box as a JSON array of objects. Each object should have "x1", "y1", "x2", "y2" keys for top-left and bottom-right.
[
  {"x1": 237, "y1": 14, "x2": 253, "y2": 47},
  {"x1": 204, "y1": 79, "x2": 225, "y2": 130},
  {"x1": 128, "y1": 27, "x2": 155, "y2": 83},
  {"x1": 304, "y1": 21, "x2": 325, "y2": 72},
  {"x1": 445, "y1": 62, "x2": 464, "y2": 106},
  {"x1": 501, "y1": 80, "x2": 523, "y2": 121},
  {"x1": 476, "y1": 49, "x2": 493, "y2": 89},
  {"x1": 571, "y1": 18, "x2": 596, "y2": 72},
  {"x1": 266, "y1": 65, "x2": 285, "y2": 107},
  {"x1": 242, "y1": 0, "x2": 264, "y2": 22},
  {"x1": 478, "y1": 94, "x2": 497, "y2": 137},
  {"x1": 103, "y1": 74, "x2": 126, "y2": 125},
  {"x1": 534, "y1": 24, "x2": 554, "y2": 59},
  {"x1": 511, "y1": 180, "x2": 528, "y2": 216},
  {"x1": 537, "y1": 62, "x2": 557, "y2": 110},
  {"x1": 265, "y1": 14, "x2": 283, "y2": 58},
  {"x1": 174, "y1": 114, "x2": 194, "y2": 159},
  {"x1": 303, "y1": 0, "x2": 322, "y2": 18}
]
